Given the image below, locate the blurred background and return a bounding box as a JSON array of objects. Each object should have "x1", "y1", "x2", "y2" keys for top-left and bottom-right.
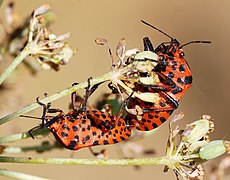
[{"x1": 0, "y1": 0, "x2": 229, "y2": 179}]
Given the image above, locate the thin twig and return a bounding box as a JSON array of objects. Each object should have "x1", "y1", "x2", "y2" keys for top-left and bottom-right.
[
  {"x1": 0, "y1": 72, "x2": 112, "y2": 126},
  {"x1": 0, "y1": 169, "x2": 49, "y2": 180},
  {"x1": 0, "y1": 47, "x2": 31, "y2": 85},
  {"x1": 0, "y1": 155, "x2": 170, "y2": 166},
  {"x1": 0, "y1": 129, "x2": 49, "y2": 144}
]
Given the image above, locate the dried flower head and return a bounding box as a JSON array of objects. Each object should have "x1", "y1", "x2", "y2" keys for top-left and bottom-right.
[
  {"x1": 0, "y1": 3, "x2": 75, "y2": 73},
  {"x1": 95, "y1": 37, "x2": 160, "y2": 106},
  {"x1": 164, "y1": 114, "x2": 229, "y2": 180},
  {"x1": 27, "y1": 5, "x2": 76, "y2": 71}
]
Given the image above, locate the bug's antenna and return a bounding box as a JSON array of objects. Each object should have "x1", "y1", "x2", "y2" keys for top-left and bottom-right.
[
  {"x1": 180, "y1": 40, "x2": 212, "y2": 48},
  {"x1": 141, "y1": 20, "x2": 174, "y2": 39}
]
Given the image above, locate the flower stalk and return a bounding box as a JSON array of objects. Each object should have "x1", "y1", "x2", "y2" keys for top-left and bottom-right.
[{"x1": 0, "y1": 169, "x2": 48, "y2": 180}]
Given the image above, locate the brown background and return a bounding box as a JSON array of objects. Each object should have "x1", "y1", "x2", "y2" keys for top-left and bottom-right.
[{"x1": 0, "y1": 0, "x2": 229, "y2": 179}]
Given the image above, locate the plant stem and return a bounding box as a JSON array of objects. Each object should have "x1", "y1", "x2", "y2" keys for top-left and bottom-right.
[
  {"x1": 0, "y1": 129, "x2": 49, "y2": 144},
  {"x1": 1, "y1": 142, "x2": 62, "y2": 154},
  {"x1": 0, "y1": 156, "x2": 170, "y2": 166},
  {"x1": 0, "y1": 169, "x2": 49, "y2": 180},
  {"x1": 0, "y1": 46, "x2": 30, "y2": 86},
  {"x1": 0, "y1": 72, "x2": 112, "y2": 126},
  {"x1": 0, "y1": 0, "x2": 3, "y2": 7}
]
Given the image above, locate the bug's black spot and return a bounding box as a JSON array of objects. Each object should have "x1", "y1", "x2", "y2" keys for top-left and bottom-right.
[
  {"x1": 101, "y1": 113, "x2": 107, "y2": 119},
  {"x1": 154, "y1": 115, "x2": 159, "y2": 118},
  {"x1": 113, "y1": 139, "x2": 118, "y2": 143},
  {"x1": 120, "y1": 136, "x2": 126, "y2": 141},
  {"x1": 82, "y1": 119, "x2": 86, "y2": 124},
  {"x1": 167, "y1": 110, "x2": 174, "y2": 115},
  {"x1": 87, "y1": 124, "x2": 91, "y2": 131},
  {"x1": 106, "y1": 135, "x2": 109, "y2": 138},
  {"x1": 82, "y1": 128, "x2": 86, "y2": 132},
  {"x1": 172, "y1": 61, "x2": 177, "y2": 66},
  {"x1": 177, "y1": 78, "x2": 184, "y2": 85},
  {"x1": 103, "y1": 140, "x2": 109, "y2": 145},
  {"x1": 61, "y1": 132, "x2": 68, "y2": 138},
  {"x1": 184, "y1": 76, "x2": 193, "y2": 84},
  {"x1": 94, "y1": 113, "x2": 100, "y2": 118},
  {"x1": 179, "y1": 64, "x2": 186, "y2": 72},
  {"x1": 74, "y1": 135, "x2": 79, "y2": 141},
  {"x1": 147, "y1": 120, "x2": 151, "y2": 123},
  {"x1": 160, "y1": 117, "x2": 166, "y2": 123},
  {"x1": 93, "y1": 141, "x2": 99, "y2": 145},
  {"x1": 83, "y1": 135, "x2": 90, "y2": 143},
  {"x1": 159, "y1": 101, "x2": 166, "y2": 107},
  {"x1": 142, "y1": 118, "x2": 147, "y2": 123},
  {"x1": 144, "y1": 126, "x2": 149, "y2": 131},
  {"x1": 62, "y1": 125, "x2": 67, "y2": 130},
  {"x1": 172, "y1": 86, "x2": 182, "y2": 94},
  {"x1": 148, "y1": 113, "x2": 153, "y2": 119},
  {"x1": 168, "y1": 72, "x2": 174, "y2": 78},
  {"x1": 68, "y1": 140, "x2": 77, "y2": 150},
  {"x1": 72, "y1": 126, "x2": 78, "y2": 131},
  {"x1": 92, "y1": 131, "x2": 97, "y2": 136},
  {"x1": 152, "y1": 123, "x2": 158, "y2": 129},
  {"x1": 117, "y1": 122, "x2": 121, "y2": 127}
]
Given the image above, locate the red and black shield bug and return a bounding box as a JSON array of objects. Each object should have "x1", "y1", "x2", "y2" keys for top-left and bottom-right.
[
  {"x1": 125, "y1": 21, "x2": 211, "y2": 131},
  {"x1": 28, "y1": 79, "x2": 133, "y2": 150}
]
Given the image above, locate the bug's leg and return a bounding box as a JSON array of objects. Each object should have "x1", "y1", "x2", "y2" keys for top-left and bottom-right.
[
  {"x1": 36, "y1": 96, "x2": 49, "y2": 125},
  {"x1": 71, "y1": 82, "x2": 82, "y2": 111},
  {"x1": 143, "y1": 37, "x2": 154, "y2": 51},
  {"x1": 115, "y1": 92, "x2": 134, "y2": 123},
  {"x1": 28, "y1": 125, "x2": 43, "y2": 139},
  {"x1": 81, "y1": 78, "x2": 92, "y2": 112},
  {"x1": 81, "y1": 78, "x2": 105, "y2": 112},
  {"x1": 28, "y1": 95, "x2": 63, "y2": 139}
]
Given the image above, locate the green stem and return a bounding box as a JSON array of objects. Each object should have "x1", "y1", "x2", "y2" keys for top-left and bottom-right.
[
  {"x1": 0, "y1": 129, "x2": 49, "y2": 144},
  {"x1": 0, "y1": 47, "x2": 30, "y2": 86},
  {"x1": 0, "y1": 169, "x2": 49, "y2": 180},
  {"x1": 0, "y1": 72, "x2": 112, "y2": 126},
  {"x1": 0, "y1": 0, "x2": 3, "y2": 7},
  {"x1": 1, "y1": 142, "x2": 62, "y2": 154},
  {"x1": 0, "y1": 156, "x2": 170, "y2": 166}
]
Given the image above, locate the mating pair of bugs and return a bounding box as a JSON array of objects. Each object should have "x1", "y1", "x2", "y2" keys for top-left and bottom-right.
[{"x1": 24, "y1": 20, "x2": 211, "y2": 151}]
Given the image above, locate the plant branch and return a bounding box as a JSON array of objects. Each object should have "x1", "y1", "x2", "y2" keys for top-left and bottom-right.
[
  {"x1": 0, "y1": 129, "x2": 49, "y2": 144},
  {"x1": 1, "y1": 142, "x2": 62, "y2": 154},
  {"x1": 0, "y1": 72, "x2": 112, "y2": 126},
  {"x1": 0, "y1": 47, "x2": 30, "y2": 85},
  {"x1": 0, "y1": 169, "x2": 49, "y2": 180},
  {"x1": 0, "y1": 155, "x2": 170, "y2": 166}
]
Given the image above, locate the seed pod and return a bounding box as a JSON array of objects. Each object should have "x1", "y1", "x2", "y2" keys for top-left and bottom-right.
[
  {"x1": 199, "y1": 140, "x2": 228, "y2": 160},
  {"x1": 136, "y1": 92, "x2": 160, "y2": 103},
  {"x1": 182, "y1": 119, "x2": 211, "y2": 144},
  {"x1": 134, "y1": 51, "x2": 158, "y2": 61}
]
